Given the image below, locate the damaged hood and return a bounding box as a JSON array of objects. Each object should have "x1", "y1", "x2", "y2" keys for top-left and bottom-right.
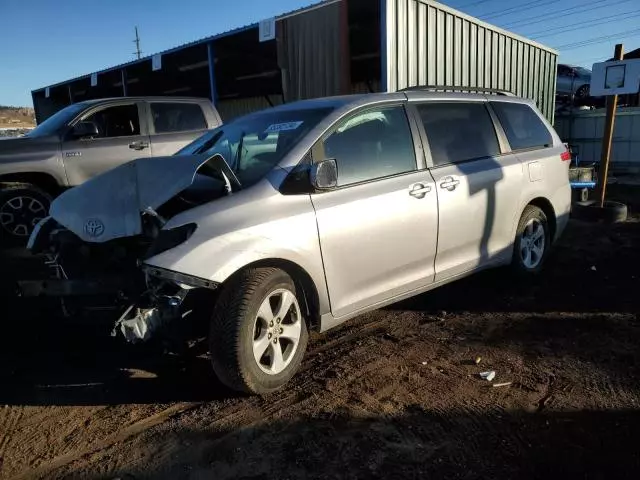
[{"x1": 48, "y1": 153, "x2": 238, "y2": 243}]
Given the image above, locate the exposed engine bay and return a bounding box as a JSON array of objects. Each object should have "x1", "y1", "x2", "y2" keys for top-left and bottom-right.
[{"x1": 19, "y1": 153, "x2": 237, "y2": 342}]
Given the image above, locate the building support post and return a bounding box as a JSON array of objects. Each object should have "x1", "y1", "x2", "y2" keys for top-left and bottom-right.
[
  {"x1": 207, "y1": 42, "x2": 218, "y2": 104},
  {"x1": 121, "y1": 69, "x2": 128, "y2": 97}
]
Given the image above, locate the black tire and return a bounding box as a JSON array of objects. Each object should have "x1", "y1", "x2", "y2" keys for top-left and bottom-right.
[
  {"x1": 209, "y1": 267, "x2": 309, "y2": 395},
  {"x1": 572, "y1": 200, "x2": 627, "y2": 224},
  {"x1": 0, "y1": 183, "x2": 52, "y2": 247},
  {"x1": 512, "y1": 205, "x2": 550, "y2": 275}
]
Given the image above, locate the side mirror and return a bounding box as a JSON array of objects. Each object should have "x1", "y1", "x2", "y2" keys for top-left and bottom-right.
[
  {"x1": 71, "y1": 121, "x2": 99, "y2": 139},
  {"x1": 310, "y1": 159, "x2": 338, "y2": 190}
]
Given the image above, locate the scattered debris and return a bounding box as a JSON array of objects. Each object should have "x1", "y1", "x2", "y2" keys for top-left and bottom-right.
[
  {"x1": 421, "y1": 361, "x2": 428, "y2": 365},
  {"x1": 474, "y1": 356, "x2": 482, "y2": 365},
  {"x1": 479, "y1": 371, "x2": 496, "y2": 382},
  {"x1": 492, "y1": 382, "x2": 513, "y2": 388}
]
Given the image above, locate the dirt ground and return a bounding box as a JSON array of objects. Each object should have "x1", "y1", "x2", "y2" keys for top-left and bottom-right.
[{"x1": 1, "y1": 186, "x2": 639, "y2": 479}]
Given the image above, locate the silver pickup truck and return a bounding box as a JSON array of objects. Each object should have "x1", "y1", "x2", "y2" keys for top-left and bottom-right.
[{"x1": 0, "y1": 96, "x2": 221, "y2": 244}]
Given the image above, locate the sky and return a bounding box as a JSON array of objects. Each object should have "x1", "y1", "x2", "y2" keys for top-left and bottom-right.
[{"x1": 1, "y1": 0, "x2": 639, "y2": 106}]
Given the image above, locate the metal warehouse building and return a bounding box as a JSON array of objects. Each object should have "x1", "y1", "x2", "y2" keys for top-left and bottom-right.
[{"x1": 32, "y1": 0, "x2": 558, "y2": 123}]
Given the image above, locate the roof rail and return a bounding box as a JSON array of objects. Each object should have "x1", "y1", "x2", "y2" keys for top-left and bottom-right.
[{"x1": 399, "y1": 85, "x2": 515, "y2": 96}]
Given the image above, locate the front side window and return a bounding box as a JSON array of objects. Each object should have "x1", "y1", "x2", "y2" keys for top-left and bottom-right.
[
  {"x1": 177, "y1": 107, "x2": 333, "y2": 187},
  {"x1": 322, "y1": 106, "x2": 416, "y2": 186},
  {"x1": 151, "y1": 103, "x2": 207, "y2": 133},
  {"x1": 491, "y1": 102, "x2": 552, "y2": 151},
  {"x1": 417, "y1": 102, "x2": 500, "y2": 166},
  {"x1": 81, "y1": 104, "x2": 140, "y2": 138}
]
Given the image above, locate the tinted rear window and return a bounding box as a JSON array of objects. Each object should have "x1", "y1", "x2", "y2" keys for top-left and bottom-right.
[
  {"x1": 491, "y1": 102, "x2": 552, "y2": 151},
  {"x1": 151, "y1": 103, "x2": 207, "y2": 133},
  {"x1": 417, "y1": 102, "x2": 500, "y2": 166}
]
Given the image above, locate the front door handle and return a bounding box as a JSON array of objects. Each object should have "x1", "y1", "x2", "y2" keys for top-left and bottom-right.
[
  {"x1": 129, "y1": 141, "x2": 149, "y2": 151},
  {"x1": 409, "y1": 183, "x2": 432, "y2": 199},
  {"x1": 440, "y1": 176, "x2": 460, "y2": 191}
]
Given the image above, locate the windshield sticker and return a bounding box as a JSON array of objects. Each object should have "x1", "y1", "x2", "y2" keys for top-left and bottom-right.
[{"x1": 264, "y1": 121, "x2": 303, "y2": 133}]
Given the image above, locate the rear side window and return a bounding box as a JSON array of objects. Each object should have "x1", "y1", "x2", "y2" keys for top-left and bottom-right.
[
  {"x1": 491, "y1": 102, "x2": 552, "y2": 151},
  {"x1": 150, "y1": 103, "x2": 207, "y2": 134},
  {"x1": 416, "y1": 102, "x2": 500, "y2": 166}
]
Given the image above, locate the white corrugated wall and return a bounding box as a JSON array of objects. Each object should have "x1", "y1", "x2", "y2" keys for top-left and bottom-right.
[{"x1": 383, "y1": 0, "x2": 558, "y2": 121}]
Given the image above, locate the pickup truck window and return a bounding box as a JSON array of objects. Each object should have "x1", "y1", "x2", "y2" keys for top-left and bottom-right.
[
  {"x1": 82, "y1": 104, "x2": 140, "y2": 138},
  {"x1": 27, "y1": 103, "x2": 87, "y2": 137},
  {"x1": 150, "y1": 103, "x2": 207, "y2": 133}
]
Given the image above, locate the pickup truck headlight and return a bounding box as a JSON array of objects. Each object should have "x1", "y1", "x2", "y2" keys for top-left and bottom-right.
[{"x1": 145, "y1": 223, "x2": 197, "y2": 258}]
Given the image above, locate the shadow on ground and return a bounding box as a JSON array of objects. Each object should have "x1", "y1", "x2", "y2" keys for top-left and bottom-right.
[{"x1": 98, "y1": 407, "x2": 640, "y2": 479}]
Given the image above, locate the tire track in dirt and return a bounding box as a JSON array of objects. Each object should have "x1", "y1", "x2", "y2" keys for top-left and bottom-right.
[
  {"x1": 6, "y1": 402, "x2": 202, "y2": 480},
  {"x1": 13, "y1": 315, "x2": 394, "y2": 479},
  {"x1": 45, "y1": 317, "x2": 400, "y2": 478},
  {"x1": 0, "y1": 406, "x2": 24, "y2": 471}
]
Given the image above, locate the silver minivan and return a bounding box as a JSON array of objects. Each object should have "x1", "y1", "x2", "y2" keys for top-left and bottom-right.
[{"x1": 28, "y1": 88, "x2": 571, "y2": 394}]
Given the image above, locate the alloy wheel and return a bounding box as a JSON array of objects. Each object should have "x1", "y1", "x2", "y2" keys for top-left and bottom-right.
[
  {"x1": 252, "y1": 288, "x2": 302, "y2": 375},
  {"x1": 520, "y1": 218, "x2": 545, "y2": 269},
  {"x1": 0, "y1": 195, "x2": 47, "y2": 237}
]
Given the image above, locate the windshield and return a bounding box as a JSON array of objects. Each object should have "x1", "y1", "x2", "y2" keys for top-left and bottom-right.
[
  {"x1": 27, "y1": 103, "x2": 87, "y2": 137},
  {"x1": 177, "y1": 107, "x2": 333, "y2": 187}
]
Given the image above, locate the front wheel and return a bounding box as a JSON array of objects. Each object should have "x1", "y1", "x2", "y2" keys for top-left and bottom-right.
[
  {"x1": 0, "y1": 184, "x2": 51, "y2": 247},
  {"x1": 512, "y1": 205, "x2": 550, "y2": 275},
  {"x1": 209, "y1": 267, "x2": 308, "y2": 394}
]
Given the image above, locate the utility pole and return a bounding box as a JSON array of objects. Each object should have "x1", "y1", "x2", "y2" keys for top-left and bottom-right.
[
  {"x1": 133, "y1": 26, "x2": 142, "y2": 60},
  {"x1": 598, "y1": 43, "x2": 624, "y2": 208}
]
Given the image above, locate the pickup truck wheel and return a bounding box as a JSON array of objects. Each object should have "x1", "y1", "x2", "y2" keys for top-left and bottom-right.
[
  {"x1": 512, "y1": 205, "x2": 550, "y2": 275},
  {"x1": 0, "y1": 184, "x2": 51, "y2": 246},
  {"x1": 210, "y1": 267, "x2": 308, "y2": 395}
]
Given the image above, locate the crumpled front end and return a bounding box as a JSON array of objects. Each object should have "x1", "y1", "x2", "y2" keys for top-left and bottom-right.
[{"x1": 20, "y1": 153, "x2": 235, "y2": 342}]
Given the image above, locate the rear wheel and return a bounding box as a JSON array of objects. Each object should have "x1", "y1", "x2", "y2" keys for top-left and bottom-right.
[
  {"x1": 0, "y1": 184, "x2": 51, "y2": 247},
  {"x1": 512, "y1": 205, "x2": 550, "y2": 275},
  {"x1": 209, "y1": 267, "x2": 308, "y2": 394}
]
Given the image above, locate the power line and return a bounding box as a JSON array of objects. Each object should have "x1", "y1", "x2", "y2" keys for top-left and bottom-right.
[
  {"x1": 553, "y1": 27, "x2": 640, "y2": 50},
  {"x1": 456, "y1": 0, "x2": 492, "y2": 9},
  {"x1": 529, "y1": 9, "x2": 640, "y2": 39},
  {"x1": 501, "y1": 0, "x2": 622, "y2": 29},
  {"x1": 479, "y1": 0, "x2": 557, "y2": 21}
]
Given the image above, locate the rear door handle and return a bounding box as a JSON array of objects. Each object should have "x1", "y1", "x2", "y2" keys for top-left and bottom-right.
[
  {"x1": 129, "y1": 141, "x2": 149, "y2": 150},
  {"x1": 440, "y1": 177, "x2": 460, "y2": 191},
  {"x1": 409, "y1": 183, "x2": 432, "y2": 199}
]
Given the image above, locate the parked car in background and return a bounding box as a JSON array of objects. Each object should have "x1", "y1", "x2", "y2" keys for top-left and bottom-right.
[
  {"x1": 25, "y1": 88, "x2": 571, "y2": 394},
  {"x1": 556, "y1": 64, "x2": 593, "y2": 104},
  {"x1": 0, "y1": 97, "x2": 221, "y2": 244}
]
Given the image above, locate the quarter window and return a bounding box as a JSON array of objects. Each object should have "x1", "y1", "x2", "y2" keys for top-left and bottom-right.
[
  {"x1": 151, "y1": 103, "x2": 207, "y2": 133},
  {"x1": 416, "y1": 102, "x2": 501, "y2": 166},
  {"x1": 490, "y1": 102, "x2": 553, "y2": 151},
  {"x1": 322, "y1": 106, "x2": 416, "y2": 186}
]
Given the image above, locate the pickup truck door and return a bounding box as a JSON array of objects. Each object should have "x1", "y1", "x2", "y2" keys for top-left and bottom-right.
[
  {"x1": 146, "y1": 101, "x2": 211, "y2": 156},
  {"x1": 62, "y1": 101, "x2": 151, "y2": 186},
  {"x1": 310, "y1": 104, "x2": 438, "y2": 319}
]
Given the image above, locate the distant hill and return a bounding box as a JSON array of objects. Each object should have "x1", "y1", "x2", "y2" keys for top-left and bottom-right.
[{"x1": 0, "y1": 106, "x2": 36, "y2": 128}]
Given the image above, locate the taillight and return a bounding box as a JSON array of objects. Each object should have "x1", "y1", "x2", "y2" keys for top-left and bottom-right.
[{"x1": 560, "y1": 151, "x2": 571, "y2": 161}]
